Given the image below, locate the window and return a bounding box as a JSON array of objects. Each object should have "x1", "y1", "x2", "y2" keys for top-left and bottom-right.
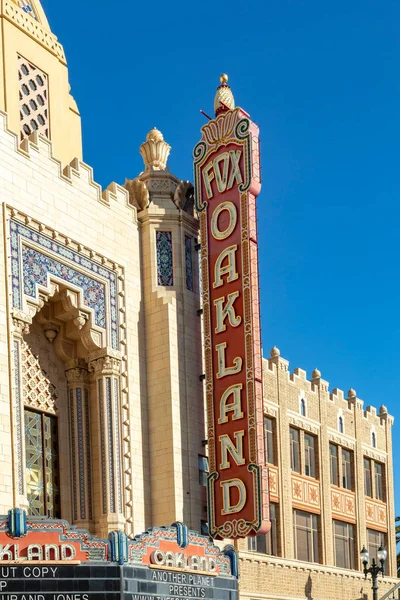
[
  {"x1": 24, "y1": 409, "x2": 60, "y2": 518},
  {"x1": 341, "y1": 448, "x2": 353, "y2": 491},
  {"x1": 18, "y1": 56, "x2": 49, "y2": 140},
  {"x1": 371, "y1": 432, "x2": 376, "y2": 448},
  {"x1": 293, "y1": 510, "x2": 319, "y2": 563},
  {"x1": 300, "y1": 398, "x2": 306, "y2": 417},
  {"x1": 367, "y1": 529, "x2": 386, "y2": 564},
  {"x1": 338, "y1": 416, "x2": 344, "y2": 434},
  {"x1": 334, "y1": 521, "x2": 355, "y2": 569},
  {"x1": 330, "y1": 444, "x2": 339, "y2": 486},
  {"x1": 304, "y1": 434, "x2": 316, "y2": 478},
  {"x1": 264, "y1": 417, "x2": 275, "y2": 465},
  {"x1": 198, "y1": 455, "x2": 208, "y2": 486},
  {"x1": 290, "y1": 428, "x2": 300, "y2": 473},
  {"x1": 364, "y1": 458, "x2": 372, "y2": 497},
  {"x1": 248, "y1": 503, "x2": 278, "y2": 555},
  {"x1": 374, "y1": 462, "x2": 384, "y2": 501},
  {"x1": 156, "y1": 231, "x2": 173, "y2": 286}
]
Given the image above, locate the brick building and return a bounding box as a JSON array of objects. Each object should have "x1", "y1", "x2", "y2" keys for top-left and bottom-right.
[
  {"x1": 0, "y1": 2, "x2": 396, "y2": 600},
  {"x1": 236, "y1": 347, "x2": 397, "y2": 600}
]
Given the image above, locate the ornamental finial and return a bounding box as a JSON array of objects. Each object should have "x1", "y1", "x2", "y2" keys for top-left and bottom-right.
[
  {"x1": 140, "y1": 127, "x2": 171, "y2": 171},
  {"x1": 214, "y1": 73, "x2": 235, "y2": 116}
]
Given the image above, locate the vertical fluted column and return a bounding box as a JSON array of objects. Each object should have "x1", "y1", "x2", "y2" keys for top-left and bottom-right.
[
  {"x1": 88, "y1": 350, "x2": 125, "y2": 537},
  {"x1": 65, "y1": 360, "x2": 92, "y2": 531},
  {"x1": 11, "y1": 316, "x2": 31, "y2": 511}
]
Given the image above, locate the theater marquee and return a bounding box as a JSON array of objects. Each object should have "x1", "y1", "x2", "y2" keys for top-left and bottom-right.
[{"x1": 194, "y1": 81, "x2": 270, "y2": 539}]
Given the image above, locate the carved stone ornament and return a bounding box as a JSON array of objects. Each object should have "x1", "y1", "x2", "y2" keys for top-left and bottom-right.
[
  {"x1": 12, "y1": 316, "x2": 31, "y2": 336},
  {"x1": 288, "y1": 415, "x2": 319, "y2": 435},
  {"x1": 173, "y1": 180, "x2": 194, "y2": 215},
  {"x1": 88, "y1": 355, "x2": 121, "y2": 376},
  {"x1": 125, "y1": 178, "x2": 149, "y2": 211},
  {"x1": 140, "y1": 128, "x2": 171, "y2": 171},
  {"x1": 328, "y1": 432, "x2": 355, "y2": 450}
]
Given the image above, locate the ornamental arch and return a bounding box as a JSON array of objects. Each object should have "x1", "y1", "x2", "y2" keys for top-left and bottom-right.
[{"x1": 8, "y1": 210, "x2": 129, "y2": 537}]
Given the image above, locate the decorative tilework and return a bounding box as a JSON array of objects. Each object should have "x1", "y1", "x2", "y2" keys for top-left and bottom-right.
[
  {"x1": 98, "y1": 380, "x2": 107, "y2": 515},
  {"x1": 114, "y1": 378, "x2": 122, "y2": 513},
  {"x1": 106, "y1": 377, "x2": 115, "y2": 513},
  {"x1": 19, "y1": 0, "x2": 37, "y2": 19},
  {"x1": 85, "y1": 389, "x2": 92, "y2": 521},
  {"x1": 185, "y1": 235, "x2": 193, "y2": 291},
  {"x1": 156, "y1": 231, "x2": 173, "y2": 286},
  {"x1": 69, "y1": 389, "x2": 77, "y2": 521},
  {"x1": 76, "y1": 389, "x2": 85, "y2": 520},
  {"x1": 10, "y1": 220, "x2": 119, "y2": 349},
  {"x1": 13, "y1": 340, "x2": 24, "y2": 495}
]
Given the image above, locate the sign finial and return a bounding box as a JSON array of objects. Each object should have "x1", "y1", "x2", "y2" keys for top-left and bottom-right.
[{"x1": 214, "y1": 73, "x2": 235, "y2": 116}]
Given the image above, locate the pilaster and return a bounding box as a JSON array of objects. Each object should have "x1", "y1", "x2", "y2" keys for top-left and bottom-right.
[
  {"x1": 65, "y1": 360, "x2": 92, "y2": 531},
  {"x1": 88, "y1": 350, "x2": 125, "y2": 537}
]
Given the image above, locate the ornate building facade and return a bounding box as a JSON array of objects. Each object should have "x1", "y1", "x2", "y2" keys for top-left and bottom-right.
[{"x1": 0, "y1": 2, "x2": 397, "y2": 600}]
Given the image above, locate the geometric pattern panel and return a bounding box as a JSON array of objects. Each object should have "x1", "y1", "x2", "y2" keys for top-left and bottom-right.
[
  {"x1": 156, "y1": 231, "x2": 173, "y2": 286},
  {"x1": 24, "y1": 409, "x2": 60, "y2": 518},
  {"x1": 21, "y1": 340, "x2": 57, "y2": 414},
  {"x1": 18, "y1": 0, "x2": 38, "y2": 19},
  {"x1": 185, "y1": 235, "x2": 193, "y2": 291},
  {"x1": 331, "y1": 488, "x2": 356, "y2": 523},
  {"x1": 10, "y1": 219, "x2": 119, "y2": 349},
  {"x1": 291, "y1": 473, "x2": 320, "y2": 512},
  {"x1": 18, "y1": 55, "x2": 48, "y2": 139}
]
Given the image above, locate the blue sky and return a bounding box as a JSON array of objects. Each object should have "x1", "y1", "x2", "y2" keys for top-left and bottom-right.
[{"x1": 41, "y1": 1, "x2": 400, "y2": 513}]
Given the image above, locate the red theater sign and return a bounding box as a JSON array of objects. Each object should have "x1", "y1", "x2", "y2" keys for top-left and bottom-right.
[{"x1": 194, "y1": 81, "x2": 270, "y2": 539}]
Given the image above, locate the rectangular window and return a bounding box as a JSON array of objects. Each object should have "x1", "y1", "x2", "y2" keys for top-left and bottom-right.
[
  {"x1": 264, "y1": 417, "x2": 275, "y2": 465},
  {"x1": 367, "y1": 529, "x2": 386, "y2": 564},
  {"x1": 247, "y1": 503, "x2": 278, "y2": 555},
  {"x1": 156, "y1": 231, "x2": 173, "y2": 286},
  {"x1": 334, "y1": 520, "x2": 355, "y2": 569},
  {"x1": 293, "y1": 509, "x2": 319, "y2": 563},
  {"x1": 374, "y1": 462, "x2": 384, "y2": 501},
  {"x1": 185, "y1": 236, "x2": 193, "y2": 291},
  {"x1": 304, "y1": 434, "x2": 316, "y2": 478},
  {"x1": 24, "y1": 409, "x2": 60, "y2": 518},
  {"x1": 198, "y1": 455, "x2": 208, "y2": 486},
  {"x1": 290, "y1": 427, "x2": 300, "y2": 473},
  {"x1": 342, "y1": 449, "x2": 353, "y2": 491},
  {"x1": 364, "y1": 458, "x2": 372, "y2": 497},
  {"x1": 330, "y1": 444, "x2": 339, "y2": 486}
]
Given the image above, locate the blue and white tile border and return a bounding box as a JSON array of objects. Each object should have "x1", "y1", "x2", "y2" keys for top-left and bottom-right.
[{"x1": 9, "y1": 217, "x2": 119, "y2": 350}]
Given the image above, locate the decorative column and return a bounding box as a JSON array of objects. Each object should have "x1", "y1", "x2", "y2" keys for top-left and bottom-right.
[
  {"x1": 10, "y1": 313, "x2": 32, "y2": 511},
  {"x1": 88, "y1": 349, "x2": 125, "y2": 537},
  {"x1": 65, "y1": 359, "x2": 92, "y2": 531}
]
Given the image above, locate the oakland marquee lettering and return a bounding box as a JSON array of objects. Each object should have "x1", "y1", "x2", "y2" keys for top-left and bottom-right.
[{"x1": 194, "y1": 105, "x2": 270, "y2": 539}]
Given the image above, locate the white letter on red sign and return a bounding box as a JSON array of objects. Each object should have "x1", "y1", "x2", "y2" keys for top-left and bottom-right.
[
  {"x1": 214, "y1": 292, "x2": 241, "y2": 333},
  {"x1": 216, "y1": 342, "x2": 242, "y2": 379},
  {"x1": 219, "y1": 431, "x2": 245, "y2": 469},
  {"x1": 220, "y1": 479, "x2": 247, "y2": 515},
  {"x1": 218, "y1": 384, "x2": 244, "y2": 424},
  {"x1": 213, "y1": 246, "x2": 239, "y2": 289}
]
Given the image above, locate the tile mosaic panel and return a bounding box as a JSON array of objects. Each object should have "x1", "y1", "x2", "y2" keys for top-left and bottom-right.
[
  {"x1": 98, "y1": 380, "x2": 106, "y2": 515},
  {"x1": 185, "y1": 235, "x2": 193, "y2": 291},
  {"x1": 156, "y1": 231, "x2": 173, "y2": 286},
  {"x1": 13, "y1": 340, "x2": 24, "y2": 495},
  {"x1": 85, "y1": 389, "x2": 93, "y2": 520},
  {"x1": 76, "y1": 389, "x2": 86, "y2": 520},
  {"x1": 19, "y1": 0, "x2": 37, "y2": 19},
  {"x1": 69, "y1": 389, "x2": 78, "y2": 521},
  {"x1": 106, "y1": 377, "x2": 115, "y2": 513},
  {"x1": 10, "y1": 220, "x2": 119, "y2": 349},
  {"x1": 114, "y1": 378, "x2": 122, "y2": 513}
]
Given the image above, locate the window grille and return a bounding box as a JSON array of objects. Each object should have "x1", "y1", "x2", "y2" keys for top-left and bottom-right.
[{"x1": 18, "y1": 55, "x2": 49, "y2": 140}]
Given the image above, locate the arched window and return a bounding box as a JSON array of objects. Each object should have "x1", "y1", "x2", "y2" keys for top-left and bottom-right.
[
  {"x1": 338, "y1": 416, "x2": 344, "y2": 434},
  {"x1": 300, "y1": 398, "x2": 306, "y2": 417},
  {"x1": 371, "y1": 432, "x2": 376, "y2": 448}
]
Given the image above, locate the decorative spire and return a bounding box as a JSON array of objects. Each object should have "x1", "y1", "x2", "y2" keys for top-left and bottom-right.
[
  {"x1": 214, "y1": 74, "x2": 235, "y2": 116},
  {"x1": 140, "y1": 127, "x2": 171, "y2": 171}
]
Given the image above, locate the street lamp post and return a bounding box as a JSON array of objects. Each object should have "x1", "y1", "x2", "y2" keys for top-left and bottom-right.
[{"x1": 360, "y1": 545, "x2": 387, "y2": 600}]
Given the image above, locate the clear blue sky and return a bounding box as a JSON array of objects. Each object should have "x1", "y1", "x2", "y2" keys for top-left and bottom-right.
[{"x1": 42, "y1": 1, "x2": 400, "y2": 513}]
